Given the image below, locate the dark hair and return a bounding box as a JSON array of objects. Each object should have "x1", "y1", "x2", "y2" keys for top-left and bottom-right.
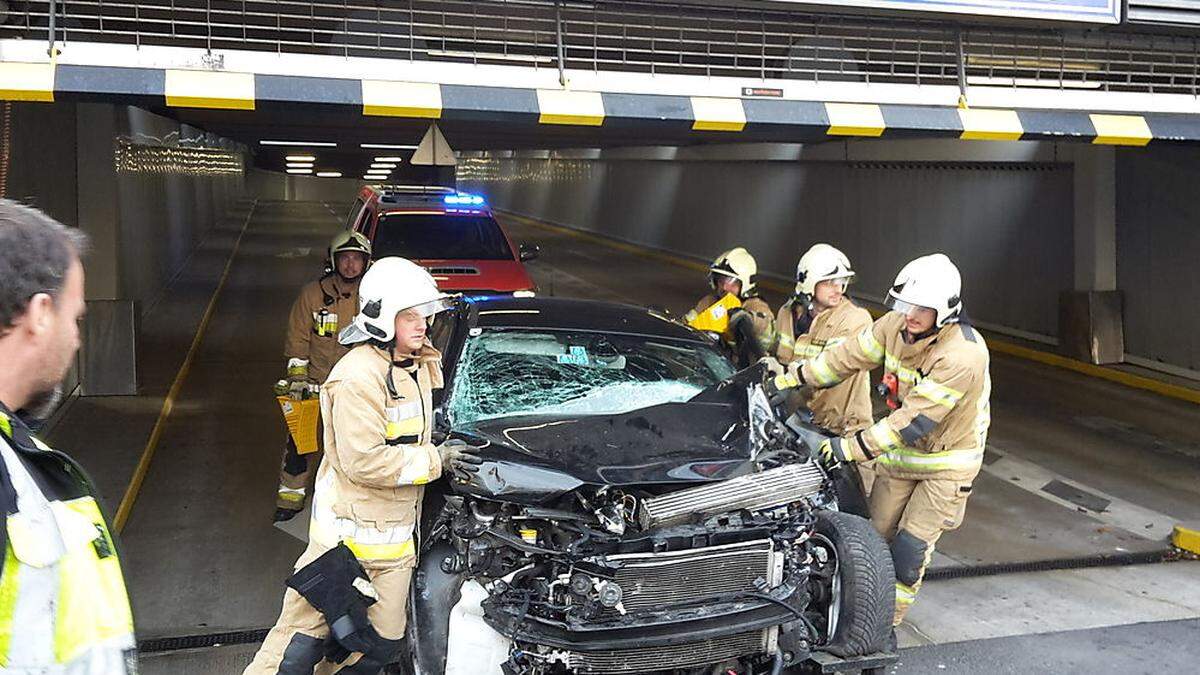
[{"x1": 0, "y1": 199, "x2": 88, "y2": 332}]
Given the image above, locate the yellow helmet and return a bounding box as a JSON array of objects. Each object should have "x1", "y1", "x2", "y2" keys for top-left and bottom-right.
[{"x1": 709, "y1": 247, "x2": 758, "y2": 296}]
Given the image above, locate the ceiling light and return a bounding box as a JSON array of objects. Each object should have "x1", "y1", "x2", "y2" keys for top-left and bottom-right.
[
  {"x1": 287, "y1": 162, "x2": 314, "y2": 168},
  {"x1": 370, "y1": 163, "x2": 398, "y2": 169},
  {"x1": 361, "y1": 143, "x2": 418, "y2": 150},
  {"x1": 366, "y1": 170, "x2": 390, "y2": 175},
  {"x1": 374, "y1": 156, "x2": 404, "y2": 162},
  {"x1": 285, "y1": 154, "x2": 316, "y2": 162},
  {"x1": 316, "y1": 171, "x2": 343, "y2": 178},
  {"x1": 286, "y1": 168, "x2": 312, "y2": 174},
  {"x1": 261, "y1": 140, "x2": 337, "y2": 147}
]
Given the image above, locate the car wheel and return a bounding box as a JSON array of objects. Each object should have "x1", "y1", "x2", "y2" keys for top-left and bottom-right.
[{"x1": 812, "y1": 510, "x2": 895, "y2": 657}]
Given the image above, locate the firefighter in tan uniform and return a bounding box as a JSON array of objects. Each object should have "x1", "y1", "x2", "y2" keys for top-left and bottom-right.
[
  {"x1": 772, "y1": 253, "x2": 990, "y2": 626},
  {"x1": 274, "y1": 231, "x2": 372, "y2": 522},
  {"x1": 685, "y1": 247, "x2": 776, "y2": 369},
  {"x1": 246, "y1": 257, "x2": 482, "y2": 674},
  {"x1": 770, "y1": 244, "x2": 876, "y2": 491}
]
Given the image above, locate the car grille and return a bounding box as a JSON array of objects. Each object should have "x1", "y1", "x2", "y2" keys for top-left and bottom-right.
[
  {"x1": 567, "y1": 630, "x2": 766, "y2": 674},
  {"x1": 606, "y1": 539, "x2": 777, "y2": 614}
]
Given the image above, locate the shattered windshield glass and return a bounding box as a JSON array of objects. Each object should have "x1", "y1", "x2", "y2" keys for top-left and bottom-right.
[{"x1": 449, "y1": 329, "x2": 736, "y2": 426}]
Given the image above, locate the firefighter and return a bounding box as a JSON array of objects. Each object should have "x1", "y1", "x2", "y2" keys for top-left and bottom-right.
[
  {"x1": 769, "y1": 243, "x2": 876, "y2": 492},
  {"x1": 274, "y1": 231, "x2": 372, "y2": 522},
  {"x1": 245, "y1": 257, "x2": 482, "y2": 674},
  {"x1": 770, "y1": 253, "x2": 990, "y2": 626},
  {"x1": 0, "y1": 200, "x2": 137, "y2": 672},
  {"x1": 684, "y1": 247, "x2": 776, "y2": 368}
]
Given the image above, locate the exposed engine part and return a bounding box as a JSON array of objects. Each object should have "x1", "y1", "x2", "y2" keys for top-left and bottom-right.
[{"x1": 637, "y1": 462, "x2": 826, "y2": 528}]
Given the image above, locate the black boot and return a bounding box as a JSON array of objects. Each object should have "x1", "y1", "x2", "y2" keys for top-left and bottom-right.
[{"x1": 274, "y1": 507, "x2": 301, "y2": 522}]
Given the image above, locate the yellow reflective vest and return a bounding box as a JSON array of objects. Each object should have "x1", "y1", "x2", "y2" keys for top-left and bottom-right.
[{"x1": 0, "y1": 407, "x2": 137, "y2": 673}]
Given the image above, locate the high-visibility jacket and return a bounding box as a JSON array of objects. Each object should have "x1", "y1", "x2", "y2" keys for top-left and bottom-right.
[
  {"x1": 284, "y1": 275, "x2": 361, "y2": 384},
  {"x1": 801, "y1": 312, "x2": 992, "y2": 481},
  {"x1": 307, "y1": 342, "x2": 444, "y2": 570},
  {"x1": 774, "y1": 298, "x2": 874, "y2": 436},
  {"x1": 0, "y1": 406, "x2": 137, "y2": 674}
]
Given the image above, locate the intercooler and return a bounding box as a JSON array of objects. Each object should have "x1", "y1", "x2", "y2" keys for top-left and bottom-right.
[
  {"x1": 637, "y1": 462, "x2": 826, "y2": 528},
  {"x1": 605, "y1": 539, "x2": 778, "y2": 614},
  {"x1": 567, "y1": 629, "x2": 766, "y2": 674}
]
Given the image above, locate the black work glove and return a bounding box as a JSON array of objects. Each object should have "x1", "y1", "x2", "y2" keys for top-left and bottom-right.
[{"x1": 438, "y1": 438, "x2": 483, "y2": 483}]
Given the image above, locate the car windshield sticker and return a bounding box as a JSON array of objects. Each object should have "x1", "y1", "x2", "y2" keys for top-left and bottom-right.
[{"x1": 556, "y1": 345, "x2": 591, "y2": 366}]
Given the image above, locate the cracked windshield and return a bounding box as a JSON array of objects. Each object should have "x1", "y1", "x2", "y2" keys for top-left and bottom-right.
[{"x1": 448, "y1": 329, "x2": 736, "y2": 426}]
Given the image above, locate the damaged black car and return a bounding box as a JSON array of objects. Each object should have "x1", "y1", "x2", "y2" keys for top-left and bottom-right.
[{"x1": 406, "y1": 296, "x2": 896, "y2": 675}]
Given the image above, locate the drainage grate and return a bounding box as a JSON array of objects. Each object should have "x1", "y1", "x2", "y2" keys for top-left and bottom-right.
[{"x1": 139, "y1": 628, "x2": 270, "y2": 654}]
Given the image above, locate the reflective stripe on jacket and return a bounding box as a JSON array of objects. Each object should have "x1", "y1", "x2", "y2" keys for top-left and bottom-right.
[
  {"x1": 802, "y1": 312, "x2": 992, "y2": 480},
  {"x1": 310, "y1": 342, "x2": 444, "y2": 568},
  {"x1": 0, "y1": 409, "x2": 136, "y2": 674},
  {"x1": 774, "y1": 299, "x2": 874, "y2": 435},
  {"x1": 284, "y1": 275, "x2": 361, "y2": 384}
]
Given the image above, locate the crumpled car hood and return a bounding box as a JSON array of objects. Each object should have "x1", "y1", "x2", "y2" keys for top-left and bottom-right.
[{"x1": 455, "y1": 401, "x2": 752, "y2": 503}]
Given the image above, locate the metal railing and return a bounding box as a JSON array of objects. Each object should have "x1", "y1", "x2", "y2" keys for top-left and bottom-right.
[{"x1": 3, "y1": 1, "x2": 1198, "y2": 96}]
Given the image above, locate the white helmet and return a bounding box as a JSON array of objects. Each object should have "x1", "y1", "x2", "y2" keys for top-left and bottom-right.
[
  {"x1": 887, "y1": 253, "x2": 963, "y2": 327},
  {"x1": 795, "y1": 243, "x2": 854, "y2": 298},
  {"x1": 339, "y1": 257, "x2": 453, "y2": 345},
  {"x1": 329, "y1": 230, "x2": 372, "y2": 261},
  {"x1": 709, "y1": 247, "x2": 758, "y2": 296}
]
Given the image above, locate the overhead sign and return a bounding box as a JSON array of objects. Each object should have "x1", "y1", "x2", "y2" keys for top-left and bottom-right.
[{"x1": 762, "y1": 0, "x2": 1120, "y2": 24}]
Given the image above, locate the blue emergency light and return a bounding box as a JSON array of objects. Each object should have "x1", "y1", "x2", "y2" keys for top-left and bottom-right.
[{"x1": 444, "y1": 193, "x2": 486, "y2": 206}]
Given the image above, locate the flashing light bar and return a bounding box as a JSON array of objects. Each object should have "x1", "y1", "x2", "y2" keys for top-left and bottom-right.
[
  {"x1": 443, "y1": 193, "x2": 485, "y2": 206},
  {"x1": 285, "y1": 154, "x2": 316, "y2": 162},
  {"x1": 261, "y1": 140, "x2": 337, "y2": 147}
]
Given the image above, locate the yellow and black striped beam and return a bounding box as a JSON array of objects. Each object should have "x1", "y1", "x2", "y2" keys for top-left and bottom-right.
[{"x1": 8, "y1": 61, "x2": 1200, "y2": 145}]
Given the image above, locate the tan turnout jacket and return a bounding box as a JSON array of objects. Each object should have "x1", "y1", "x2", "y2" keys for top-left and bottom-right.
[
  {"x1": 801, "y1": 312, "x2": 991, "y2": 481},
  {"x1": 306, "y1": 342, "x2": 444, "y2": 569},
  {"x1": 775, "y1": 298, "x2": 874, "y2": 435},
  {"x1": 284, "y1": 275, "x2": 360, "y2": 383}
]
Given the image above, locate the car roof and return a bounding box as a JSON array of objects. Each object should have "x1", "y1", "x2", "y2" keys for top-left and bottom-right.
[
  {"x1": 366, "y1": 185, "x2": 493, "y2": 214},
  {"x1": 463, "y1": 296, "x2": 706, "y2": 342}
]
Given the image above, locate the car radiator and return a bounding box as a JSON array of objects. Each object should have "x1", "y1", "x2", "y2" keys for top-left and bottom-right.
[
  {"x1": 636, "y1": 461, "x2": 825, "y2": 529},
  {"x1": 567, "y1": 629, "x2": 766, "y2": 674},
  {"x1": 604, "y1": 539, "x2": 777, "y2": 614}
]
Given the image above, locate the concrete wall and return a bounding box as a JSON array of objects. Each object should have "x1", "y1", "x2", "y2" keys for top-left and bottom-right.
[
  {"x1": 461, "y1": 148, "x2": 1073, "y2": 340},
  {"x1": 3, "y1": 101, "x2": 247, "y2": 395},
  {"x1": 3, "y1": 101, "x2": 80, "y2": 227},
  {"x1": 1116, "y1": 147, "x2": 1200, "y2": 372}
]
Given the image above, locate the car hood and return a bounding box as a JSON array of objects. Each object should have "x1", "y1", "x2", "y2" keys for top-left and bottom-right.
[
  {"x1": 419, "y1": 259, "x2": 534, "y2": 292},
  {"x1": 454, "y1": 401, "x2": 752, "y2": 504}
]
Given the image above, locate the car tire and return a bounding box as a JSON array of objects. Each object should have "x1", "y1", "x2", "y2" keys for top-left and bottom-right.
[{"x1": 814, "y1": 510, "x2": 895, "y2": 657}]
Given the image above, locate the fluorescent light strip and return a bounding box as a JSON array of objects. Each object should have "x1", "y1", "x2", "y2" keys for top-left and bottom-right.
[
  {"x1": 287, "y1": 162, "x2": 314, "y2": 168},
  {"x1": 285, "y1": 154, "x2": 316, "y2": 162},
  {"x1": 373, "y1": 156, "x2": 404, "y2": 162},
  {"x1": 361, "y1": 143, "x2": 418, "y2": 150},
  {"x1": 316, "y1": 171, "x2": 343, "y2": 178},
  {"x1": 261, "y1": 140, "x2": 337, "y2": 147},
  {"x1": 286, "y1": 168, "x2": 312, "y2": 174},
  {"x1": 370, "y1": 163, "x2": 398, "y2": 169}
]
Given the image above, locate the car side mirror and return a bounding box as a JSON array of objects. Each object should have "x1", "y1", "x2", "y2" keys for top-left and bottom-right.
[{"x1": 519, "y1": 243, "x2": 540, "y2": 262}]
